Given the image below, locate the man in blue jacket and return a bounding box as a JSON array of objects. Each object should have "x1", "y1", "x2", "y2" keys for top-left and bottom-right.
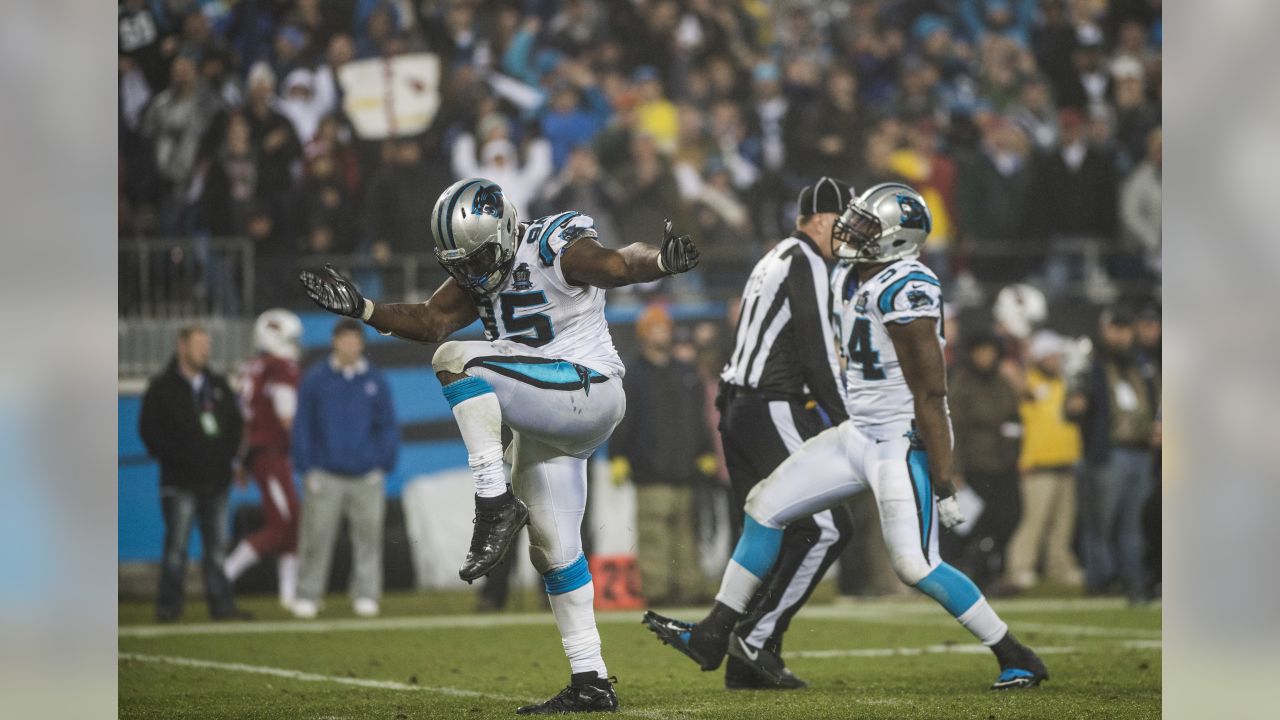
[{"x1": 292, "y1": 319, "x2": 399, "y2": 618}]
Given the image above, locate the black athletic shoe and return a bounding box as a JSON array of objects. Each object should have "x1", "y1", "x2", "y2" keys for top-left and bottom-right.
[
  {"x1": 459, "y1": 495, "x2": 529, "y2": 583},
  {"x1": 641, "y1": 610, "x2": 730, "y2": 671},
  {"x1": 724, "y1": 636, "x2": 807, "y2": 690},
  {"x1": 515, "y1": 673, "x2": 618, "y2": 715},
  {"x1": 991, "y1": 634, "x2": 1050, "y2": 690}
]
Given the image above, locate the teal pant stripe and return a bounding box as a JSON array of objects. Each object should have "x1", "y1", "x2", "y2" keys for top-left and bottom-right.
[
  {"x1": 908, "y1": 448, "x2": 933, "y2": 555},
  {"x1": 544, "y1": 554, "x2": 591, "y2": 595},
  {"x1": 916, "y1": 562, "x2": 982, "y2": 617},
  {"x1": 730, "y1": 515, "x2": 784, "y2": 578},
  {"x1": 441, "y1": 376, "x2": 494, "y2": 407}
]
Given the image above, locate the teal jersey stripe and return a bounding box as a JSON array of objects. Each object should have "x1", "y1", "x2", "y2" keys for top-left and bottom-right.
[{"x1": 537, "y1": 212, "x2": 579, "y2": 266}]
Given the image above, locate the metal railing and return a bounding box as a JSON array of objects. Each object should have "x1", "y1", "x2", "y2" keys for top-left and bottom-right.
[{"x1": 119, "y1": 237, "x2": 254, "y2": 318}]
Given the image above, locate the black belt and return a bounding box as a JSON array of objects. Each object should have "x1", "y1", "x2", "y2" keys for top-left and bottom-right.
[{"x1": 717, "y1": 381, "x2": 810, "y2": 405}]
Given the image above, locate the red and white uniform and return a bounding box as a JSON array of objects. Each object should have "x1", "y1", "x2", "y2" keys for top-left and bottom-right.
[{"x1": 238, "y1": 354, "x2": 301, "y2": 556}]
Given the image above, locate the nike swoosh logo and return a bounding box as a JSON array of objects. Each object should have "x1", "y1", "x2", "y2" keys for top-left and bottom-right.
[{"x1": 737, "y1": 637, "x2": 759, "y2": 661}]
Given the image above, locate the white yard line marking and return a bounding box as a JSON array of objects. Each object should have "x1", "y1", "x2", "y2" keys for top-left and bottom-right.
[
  {"x1": 118, "y1": 652, "x2": 522, "y2": 701},
  {"x1": 788, "y1": 640, "x2": 1160, "y2": 660},
  {"x1": 120, "y1": 597, "x2": 1158, "y2": 639},
  {"x1": 119, "y1": 653, "x2": 685, "y2": 720}
]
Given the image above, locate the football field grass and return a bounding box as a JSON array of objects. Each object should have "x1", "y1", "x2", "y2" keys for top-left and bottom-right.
[{"x1": 119, "y1": 590, "x2": 1160, "y2": 719}]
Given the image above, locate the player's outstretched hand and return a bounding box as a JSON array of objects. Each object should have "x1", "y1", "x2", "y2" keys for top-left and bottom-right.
[
  {"x1": 299, "y1": 264, "x2": 366, "y2": 318},
  {"x1": 937, "y1": 495, "x2": 966, "y2": 529},
  {"x1": 658, "y1": 219, "x2": 700, "y2": 275}
]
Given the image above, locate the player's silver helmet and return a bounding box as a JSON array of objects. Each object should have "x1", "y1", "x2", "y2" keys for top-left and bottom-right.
[
  {"x1": 832, "y1": 182, "x2": 933, "y2": 264},
  {"x1": 430, "y1": 177, "x2": 519, "y2": 293}
]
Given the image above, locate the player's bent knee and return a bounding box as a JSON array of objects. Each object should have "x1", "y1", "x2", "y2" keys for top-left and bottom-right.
[
  {"x1": 431, "y1": 341, "x2": 470, "y2": 375},
  {"x1": 743, "y1": 484, "x2": 786, "y2": 529},
  {"x1": 889, "y1": 551, "x2": 934, "y2": 586}
]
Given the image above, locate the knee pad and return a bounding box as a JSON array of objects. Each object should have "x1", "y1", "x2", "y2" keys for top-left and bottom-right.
[
  {"x1": 889, "y1": 550, "x2": 934, "y2": 587},
  {"x1": 431, "y1": 341, "x2": 469, "y2": 374},
  {"x1": 743, "y1": 485, "x2": 782, "y2": 528},
  {"x1": 527, "y1": 540, "x2": 553, "y2": 576}
]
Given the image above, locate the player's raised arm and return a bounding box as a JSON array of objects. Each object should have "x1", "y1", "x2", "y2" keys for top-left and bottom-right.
[
  {"x1": 887, "y1": 316, "x2": 956, "y2": 500},
  {"x1": 299, "y1": 264, "x2": 478, "y2": 343},
  {"x1": 560, "y1": 219, "x2": 699, "y2": 289}
]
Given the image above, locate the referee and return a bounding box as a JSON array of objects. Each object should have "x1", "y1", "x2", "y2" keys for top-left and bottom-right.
[{"x1": 716, "y1": 177, "x2": 856, "y2": 689}]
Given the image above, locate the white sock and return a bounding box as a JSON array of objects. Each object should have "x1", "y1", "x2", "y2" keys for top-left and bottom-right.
[
  {"x1": 713, "y1": 559, "x2": 764, "y2": 613},
  {"x1": 277, "y1": 553, "x2": 299, "y2": 607},
  {"x1": 548, "y1": 582, "x2": 608, "y2": 677},
  {"x1": 957, "y1": 597, "x2": 1010, "y2": 646},
  {"x1": 223, "y1": 541, "x2": 259, "y2": 582},
  {"x1": 449, "y1": 391, "x2": 507, "y2": 499}
]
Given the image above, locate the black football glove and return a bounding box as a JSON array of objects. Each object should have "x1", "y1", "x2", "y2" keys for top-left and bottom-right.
[
  {"x1": 298, "y1": 264, "x2": 366, "y2": 318},
  {"x1": 658, "y1": 219, "x2": 700, "y2": 275}
]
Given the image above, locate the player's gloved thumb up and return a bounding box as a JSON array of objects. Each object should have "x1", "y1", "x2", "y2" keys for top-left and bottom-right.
[
  {"x1": 299, "y1": 264, "x2": 366, "y2": 318},
  {"x1": 657, "y1": 219, "x2": 700, "y2": 275},
  {"x1": 937, "y1": 495, "x2": 966, "y2": 529}
]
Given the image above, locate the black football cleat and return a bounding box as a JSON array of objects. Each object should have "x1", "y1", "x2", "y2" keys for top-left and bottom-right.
[
  {"x1": 641, "y1": 610, "x2": 730, "y2": 671},
  {"x1": 991, "y1": 633, "x2": 1050, "y2": 690},
  {"x1": 459, "y1": 495, "x2": 529, "y2": 583},
  {"x1": 515, "y1": 673, "x2": 618, "y2": 715},
  {"x1": 724, "y1": 636, "x2": 807, "y2": 690}
]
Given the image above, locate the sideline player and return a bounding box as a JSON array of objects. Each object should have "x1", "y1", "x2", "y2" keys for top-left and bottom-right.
[
  {"x1": 224, "y1": 309, "x2": 303, "y2": 611},
  {"x1": 644, "y1": 183, "x2": 1048, "y2": 690},
  {"x1": 300, "y1": 177, "x2": 699, "y2": 713}
]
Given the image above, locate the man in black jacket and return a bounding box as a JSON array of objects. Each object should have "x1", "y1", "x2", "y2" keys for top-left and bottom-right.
[{"x1": 139, "y1": 325, "x2": 248, "y2": 622}]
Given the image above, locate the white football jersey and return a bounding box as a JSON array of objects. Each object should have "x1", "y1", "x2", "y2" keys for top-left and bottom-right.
[
  {"x1": 472, "y1": 211, "x2": 625, "y2": 378},
  {"x1": 831, "y1": 257, "x2": 946, "y2": 427}
]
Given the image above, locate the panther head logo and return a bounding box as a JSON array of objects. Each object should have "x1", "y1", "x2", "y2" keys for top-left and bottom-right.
[
  {"x1": 896, "y1": 194, "x2": 931, "y2": 232},
  {"x1": 906, "y1": 288, "x2": 933, "y2": 309},
  {"x1": 471, "y1": 184, "x2": 505, "y2": 219}
]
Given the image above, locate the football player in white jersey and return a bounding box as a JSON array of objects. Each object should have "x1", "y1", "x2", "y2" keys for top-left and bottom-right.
[
  {"x1": 300, "y1": 177, "x2": 699, "y2": 714},
  {"x1": 644, "y1": 183, "x2": 1048, "y2": 690}
]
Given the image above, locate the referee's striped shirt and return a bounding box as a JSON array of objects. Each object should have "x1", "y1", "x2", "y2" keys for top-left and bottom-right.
[{"x1": 721, "y1": 231, "x2": 848, "y2": 424}]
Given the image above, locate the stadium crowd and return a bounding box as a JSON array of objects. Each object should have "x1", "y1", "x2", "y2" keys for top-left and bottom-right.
[
  {"x1": 122, "y1": 0, "x2": 1162, "y2": 612},
  {"x1": 119, "y1": 0, "x2": 1162, "y2": 310}
]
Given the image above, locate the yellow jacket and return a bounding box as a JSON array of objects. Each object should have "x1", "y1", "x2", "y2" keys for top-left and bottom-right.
[{"x1": 1019, "y1": 367, "x2": 1082, "y2": 470}]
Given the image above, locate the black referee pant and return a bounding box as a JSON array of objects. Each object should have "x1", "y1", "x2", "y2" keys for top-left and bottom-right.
[{"x1": 717, "y1": 387, "x2": 854, "y2": 672}]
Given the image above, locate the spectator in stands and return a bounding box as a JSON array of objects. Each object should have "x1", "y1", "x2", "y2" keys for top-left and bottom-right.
[
  {"x1": 1120, "y1": 127, "x2": 1162, "y2": 277},
  {"x1": 299, "y1": 151, "x2": 357, "y2": 255},
  {"x1": 538, "y1": 146, "x2": 621, "y2": 243},
  {"x1": 141, "y1": 55, "x2": 222, "y2": 234},
  {"x1": 1003, "y1": 330, "x2": 1084, "y2": 592},
  {"x1": 1008, "y1": 76, "x2": 1060, "y2": 152},
  {"x1": 364, "y1": 136, "x2": 451, "y2": 265},
  {"x1": 948, "y1": 332, "x2": 1024, "y2": 589},
  {"x1": 611, "y1": 133, "x2": 681, "y2": 251},
  {"x1": 450, "y1": 116, "x2": 553, "y2": 212},
  {"x1": 1068, "y1": 307, "x2": 1159, "y2": 603},
  {"x1": 611, "y1": 305, "x2": 714, "y2": 605},
  {"x1": 791, "y1": 66, "x2": 863, "y2": 180},
  {"x1": 292, "y1": 320, "x2": 399, "y2": 619},
  {"x1": 539, "y1": 63, "x2": 612, "y2": 170},
  {"x1": 241, "y1": 62, "x2": 302, "y2": 227},
  {"x1": 200, "y1": 112, "x2": 259, "y2": 238},
  {"x1": 955, "y1": 118, "x2": 1034, "y2": 282},
  {"x1": 1027, "y1": 108, "x2": 1118, "y2": 298},
  {"x1": 138, "y1": 325, "x2": 248, "y2": 622}
]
